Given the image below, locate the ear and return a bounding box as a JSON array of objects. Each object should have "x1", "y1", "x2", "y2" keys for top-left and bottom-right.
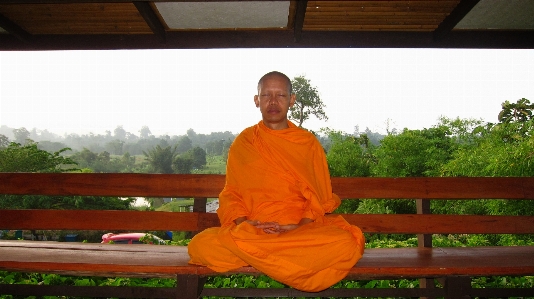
[
  {"x1": 254, "y1": 95, "x2": 260, "y2": 108},
  {"x1": 289, "y1": 94, "x2": 296, "y2": 108}
]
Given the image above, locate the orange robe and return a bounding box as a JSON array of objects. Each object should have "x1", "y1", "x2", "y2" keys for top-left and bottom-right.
[{"x1": 188, "y1": 120, "x2": 365, "y2": 292}]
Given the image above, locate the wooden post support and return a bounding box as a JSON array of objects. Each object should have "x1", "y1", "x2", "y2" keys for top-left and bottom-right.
[
  {"x1": 416, "y1": 199, "x2": 432, "y2": 247},
  {"x1": 417, "y1": 198, "x2": 434, "y2": 298},
  {"x1": 176, "y1": 274, "x2": 205, "y2": 299},
  {"x1": 193, "y1": 197, "x2": 207, "y2": 213},
  {"x1": 444, "y1": 276, "x2": 471, "y2": 299},
  {"x1": 190, "y1": 197, "x2": 208, "y2": 238}
]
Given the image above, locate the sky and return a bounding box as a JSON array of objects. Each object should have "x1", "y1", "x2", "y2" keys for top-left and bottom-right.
[{"x1": 1, "y1": 48, "x2": 533, "y2": 137}]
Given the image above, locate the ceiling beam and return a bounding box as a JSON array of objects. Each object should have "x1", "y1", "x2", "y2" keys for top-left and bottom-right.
[
  {"x1": 133, "y1": 2, "x2": 166, "y2": 44},
  {"x1": 0, "y1": 0, "x2": 260, "y2": 2},
  {"x1": 0, "y1": 13, "x2": 32, "y2": 43},
  {"x1": 1, "y1": 30, "x2": 533, "y2": 51},
  {"x1": 433, "y1": 0, "x2": 480, "y2": 41},
  {"x1": 293, "y1": 0, "x2": 307, "y2": 43}
]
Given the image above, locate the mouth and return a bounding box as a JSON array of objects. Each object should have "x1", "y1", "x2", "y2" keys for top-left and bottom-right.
[{"x1": 267, "y1": 108, "x2": 280, "y2": 114}]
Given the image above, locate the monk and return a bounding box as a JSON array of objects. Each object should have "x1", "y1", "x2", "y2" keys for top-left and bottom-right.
[{"x1": 188, "y1": 71, "x2": 365, "y2": 292}]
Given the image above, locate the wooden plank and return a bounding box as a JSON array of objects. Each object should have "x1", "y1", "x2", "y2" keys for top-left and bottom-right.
[
  {"x1": 0, "y1": 209, "x2": 202, "y2": 231},
  {"x1": 1, "y1": 30, "x2": 534, "y2": 50},
  {"x1": 332, "y1": 177, "x2": 534, "y2": 199},
  {"x1": 2, "y1": 174, "x2": 533, "y2": 200},
  {"x1": 0, "y1": 12, "x2": 32, "y2": 43},
  {"x1": 201, "y1": 287, "x2": 445, "y2": 298},
  {"x1": 0, "y1": 173, "x2": 225, "y2": 198},
  {"x1": 1, "y1": 241, "x2": 534, "y2": 279},
  {"x1": 1, "y1": 210, "x2": 533, "y2": 234},
  {"x1": 309, "y1": 1, "x2": 460, "y2": 8},
  {"x1": 0, "y1": 3, "x2": 152, "y2": 34},
  {"x1": 0, "y1": 284, "x2": 178, "y2": 298},
  {"x1": 342, "y1": 214, "x2": 534, "y2": 234},
  {"x1": 306, "y1": 6, "x2": 455, "y2": 13}
]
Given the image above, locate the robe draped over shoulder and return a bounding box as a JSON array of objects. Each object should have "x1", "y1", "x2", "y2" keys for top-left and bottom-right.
[{"x1": 188, "y1": 121, "x2": 365, "y2": 292}]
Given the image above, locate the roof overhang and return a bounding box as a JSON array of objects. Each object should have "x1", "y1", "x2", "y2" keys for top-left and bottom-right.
[{"x1": 0, "y1": 0, "x2": 533, "y2": 51}]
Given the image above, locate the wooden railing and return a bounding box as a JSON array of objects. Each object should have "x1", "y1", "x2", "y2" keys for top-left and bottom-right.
[
  {"x1": 1, "y1": 173, "x2": 534, "y2": 299},
  {"x1": 1, "y1": 173, "x2": 533, "y2": 235}
]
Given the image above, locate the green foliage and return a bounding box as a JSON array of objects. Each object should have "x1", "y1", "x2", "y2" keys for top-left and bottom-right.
[
  {"x1": 71, "y1": 148, "x2": 138, "y2": 173},
  {"x1": 0, "y1": 141, "x2": 77, "y2": 173},
  {"x1": 13, "y1": 127, "x2": 30, "y2": 144},
  {"x1": 143, "y1": 144, "x2": 177, "y2": 174},
  {"x1": 186, "y1": 146, "x2": 207, "y2": 169},
  {"x1": 442, "y1": 119, "x2": 534, "y2": 177},
  {"x1": 173, "y1": 156, "x2": 193, "y2": 174},
  {"x1": 325, "y1": 130, "x2": 373, "y2": 177},
  {"x1": 372, "y1": 126, "x2": 454, "y2": 177},
  {"x1": 0, "y1": 141, "x2": 134, "y2": 210},
  {"x1": 0, "y1": 194, "x2": 134, "y2": 210},
  {"x1": 0, "y1": 134, "x2": 9, "y2": 148},
  {"x1": 498, "y1": 98, "x2": 534, "y2": 124},
  {"x1": 289, "y1": 75, "x2": 328, "y2": 128},
  {"x1": 206, "y1": 139, "x2": 225, "y2": 156},
  {"x1": 176, "y1": 136, "x2": 193, "y2": 154}
]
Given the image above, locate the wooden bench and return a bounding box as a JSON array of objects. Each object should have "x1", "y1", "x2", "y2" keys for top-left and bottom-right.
[{"x1": 1, "y1": 173, "x2": 534, "y2": 298}]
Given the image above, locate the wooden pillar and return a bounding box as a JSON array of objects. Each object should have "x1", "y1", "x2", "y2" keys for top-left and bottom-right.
[
  {"x1": 444, "y1": 276, "x2": 471, "y2": 299},
  {"x1": 416, "y1": 199, "x2": 432, "y2": 247},
  {"x1": 190, "y1": 197, "x2": 207, "y2": 237},
  {"x1": 176, "y1": 274, "x2": 205, "y2": 299},
  {"x1": 193, "y1": 197, "x2": 207, "y2": 213},
  {"x1": 417, "y1": 198, "x2": 434, "y2": 298}
]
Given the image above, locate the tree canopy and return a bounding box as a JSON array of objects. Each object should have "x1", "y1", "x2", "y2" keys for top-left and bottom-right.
[{"x1": 289, "y1": 75, "x2": 328, "y2": 128}]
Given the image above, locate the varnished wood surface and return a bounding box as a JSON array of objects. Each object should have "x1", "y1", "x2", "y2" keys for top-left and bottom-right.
[
  {"x1": 0, "y1": 3, "x2": 152, "y2": 34},
  {"x1": 1, "y1": 209, "x2": 533, "y2": 234},
  {"x1": 1, "y1": 240, "x2": 533, "y2": 279},
  {"x1": 1, "y1": 173, "x2": 533, "y2": 199}
]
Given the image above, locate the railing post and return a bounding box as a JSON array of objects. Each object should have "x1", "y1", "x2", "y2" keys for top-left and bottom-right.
[
  {"x1": 193, "y1": 197, "x2": 207, "y2": 213},
  {"x1": 417, "y1": 198, "x2": 434, "y2": 298},
  {"x1": 190, "y1": 197, "x2": 207, "y2": 237},
  {"x1": 176, "y1": 274, "x2": 205, "y2": 299},
  {"x1": 444, "y1": 276, "x2": 471, "y2": 299}
]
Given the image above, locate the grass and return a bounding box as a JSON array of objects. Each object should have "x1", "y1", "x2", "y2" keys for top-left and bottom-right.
[{"x1": 194, "y1": 155, "x2": 226, "y2": 174}]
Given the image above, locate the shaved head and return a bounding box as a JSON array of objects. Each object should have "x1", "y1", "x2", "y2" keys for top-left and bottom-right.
[{"x1": 257, "y1": 71, "x2": 292, "y2": 95}]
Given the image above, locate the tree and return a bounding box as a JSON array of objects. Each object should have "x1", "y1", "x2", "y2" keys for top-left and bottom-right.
[
  {"x1": 498, "y1": 98, "x2": 533, "y2": 124},
  {"x1": 13, "y1": 127, "x2": 30, "y2": 145},
  {"x1": 114, "y1": 125, "x2": 127, "y2": 140},
  {"x1": 139, "y1": 126, "x2": 152, "y2": 139},
  {"x1": 0, "y1": 141, "x2": 76, "y2": 173},
  {"x1": 106, "y1": 139, "x2": 124, "y2": 155},
  {"x1": 0, "y1": 134, "x2": 9, "y2": 149},
  {"x1": 176, "y1": 136, "x2": 193, "y2": 154},
  {"x1": 143, "y1": 145, "x2": 177, "y2": 174},
  {"x1": 206, "y1": 139, "x2": 225, "y2": 156},
  {"x1": 372, "y1": 126, "x2": 454, "y2": 178},
  {"x1": 325, "y1": 130, "x2": 373, "y2": 177},
  {"x1": 289, "y1": 76, "x2": 328, "y2": 127},
  {"x1": 172, "y1": 156, "x2": 193, "y2": 174},
  {"x1": 442, "y1": 119, "x2": 534, "y2": 177},
  {"x1": 186, "y1": 146, "x2": 207, "y2": 169}
]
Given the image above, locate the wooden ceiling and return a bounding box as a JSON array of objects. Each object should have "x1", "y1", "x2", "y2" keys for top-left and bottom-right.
[{"x1": 0, "y1": 0, "x2": 533, "y2": 50}]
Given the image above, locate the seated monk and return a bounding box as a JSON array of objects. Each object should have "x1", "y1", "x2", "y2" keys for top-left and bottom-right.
[{"x1": 188, "y1": 71, "x2": 365, "y2": 292}]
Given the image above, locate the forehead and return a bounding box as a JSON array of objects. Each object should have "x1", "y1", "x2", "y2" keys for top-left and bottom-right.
[{"x1": 259, "y1": 75, "x2": 289, "y2": 90}]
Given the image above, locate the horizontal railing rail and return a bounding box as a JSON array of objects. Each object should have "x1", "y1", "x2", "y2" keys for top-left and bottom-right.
[
  {"x1": 1, "y1": 173, "x2": 533, "y2": 199},
  {"x1": 1, "y1": 174, "x2": 533, "y2": 234},
  {"x1": 1, "y1": 210, "x2": 533, "y2": 234}
]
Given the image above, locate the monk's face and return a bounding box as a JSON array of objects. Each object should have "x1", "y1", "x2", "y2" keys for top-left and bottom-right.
[{"x1": 254, "y1": 75, "x2": 296, "y2": 130}]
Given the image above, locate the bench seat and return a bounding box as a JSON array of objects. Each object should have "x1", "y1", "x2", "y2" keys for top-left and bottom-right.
[{"x1": 2, "y1": 240, "x2": 534, "y2": 280}]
